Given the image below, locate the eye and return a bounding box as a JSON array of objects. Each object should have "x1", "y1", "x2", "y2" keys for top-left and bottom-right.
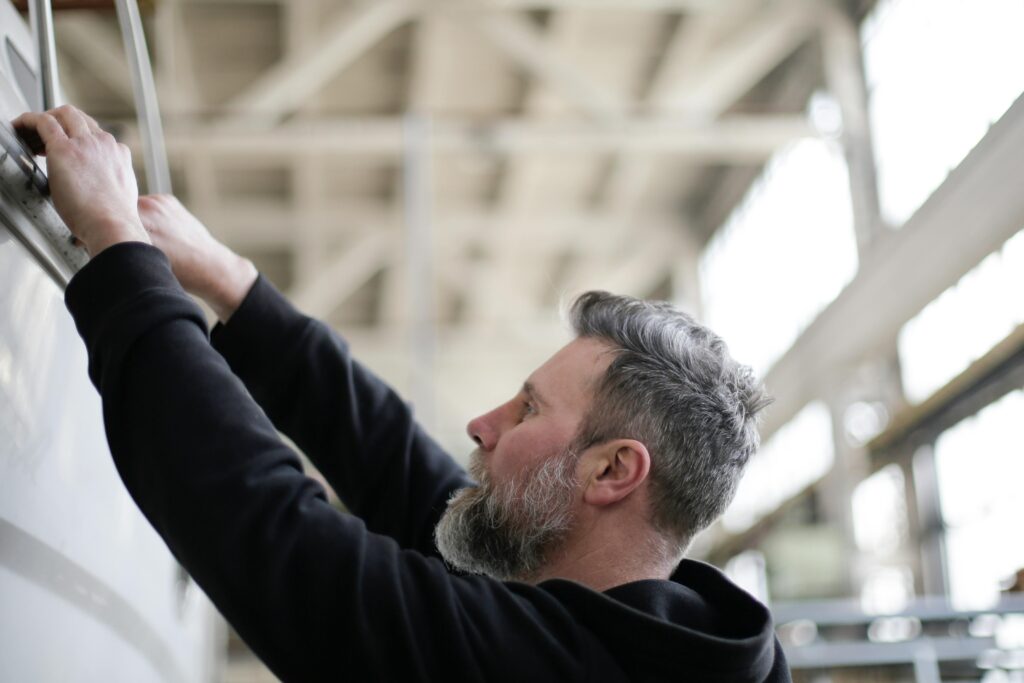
[{"x1": 521, "y1": 400, "x2": 537, "y2": 419}]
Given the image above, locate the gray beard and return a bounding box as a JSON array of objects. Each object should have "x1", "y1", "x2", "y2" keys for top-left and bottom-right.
[{"x1": 434, "y1": 448, "x2": 579, "y2": 582}]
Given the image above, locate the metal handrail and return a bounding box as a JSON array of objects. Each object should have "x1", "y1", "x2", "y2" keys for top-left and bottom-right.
[
  {"x1": 7, "y1": 0, "x2": 174, "y2": 284},
  {"x1": 114, "y1": 0, "x2": 172, "y2": 195},
  {"x1": 26, "y1": 0, "x2": 58, "y2": 111},
  {"x1": 773, "y1": 593, "x2": 1024, "y2": 627}
]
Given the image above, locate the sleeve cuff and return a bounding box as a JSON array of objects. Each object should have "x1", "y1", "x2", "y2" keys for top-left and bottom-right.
[
  {"x1": 65, "y1": 242, "x2": 184, "y2": 336},
  {"x1": 209, "y1": 274, "x2": 309, "y2": 356}
]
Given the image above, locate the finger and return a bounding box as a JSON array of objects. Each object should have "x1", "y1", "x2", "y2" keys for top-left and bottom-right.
[
  {"x1": 138, "y1": 194, "x2": 160, "y2": 212},
  {"x1": 12, "y1": 111, "x2": 68, "y2": 155},
  {"x1": 78, "y1": 109, "x2": 104, "y2": 135},
  {"x1": 48, "y1": 105, "x2": 92, "y2": 138},
  {"x1": 137, "y1": 196, "x2": 159, "y2": 226}
]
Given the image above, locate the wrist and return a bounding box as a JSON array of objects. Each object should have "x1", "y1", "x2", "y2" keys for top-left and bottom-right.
[
  {"x1": 84, "y1": 218, "x2": 151, "y2": 256},
  {"x1": 204, "y1": 249, "x2": 257, "y2": 323}
]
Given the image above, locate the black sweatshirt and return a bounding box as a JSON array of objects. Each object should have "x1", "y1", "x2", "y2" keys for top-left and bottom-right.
[{"x1": 64, "y1": 243, "x2": 791, "y2": 683}]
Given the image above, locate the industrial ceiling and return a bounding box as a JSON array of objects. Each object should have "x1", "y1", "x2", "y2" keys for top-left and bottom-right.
[{"x1": 40, "y1": 0, "x2": 870, "y2": 457}]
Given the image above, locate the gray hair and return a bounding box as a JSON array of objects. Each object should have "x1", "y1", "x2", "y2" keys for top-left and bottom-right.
[{"x1": 568, "y1": 291, "x2": 772, "y2": 552}]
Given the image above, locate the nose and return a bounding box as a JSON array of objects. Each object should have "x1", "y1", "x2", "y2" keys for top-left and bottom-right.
[{"x1": 466, "y1": 405, "x2": 503, "y2": 451}]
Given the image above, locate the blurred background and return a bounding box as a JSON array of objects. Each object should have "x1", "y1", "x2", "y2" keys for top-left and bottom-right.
[{"x1": 7, "y1": 0, "x2": 1024, "y2": 679}]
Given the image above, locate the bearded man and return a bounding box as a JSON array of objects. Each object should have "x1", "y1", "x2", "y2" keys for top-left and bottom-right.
[{"x1": 14, "y1": 106, "x2": 791, "y2": 682}]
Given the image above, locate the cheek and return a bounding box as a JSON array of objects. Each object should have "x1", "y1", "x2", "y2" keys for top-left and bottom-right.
[{"x1": 492, "y1": 422, "x2": 572, "y2": 481}]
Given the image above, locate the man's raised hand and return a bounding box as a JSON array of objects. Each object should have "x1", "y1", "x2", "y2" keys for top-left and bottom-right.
[
  {"x1": 137, "y1": 194, "x2": 257, "y2": 323},
  {"x1": 12, "y1": 106, "x2": 151, "y2": 256}
]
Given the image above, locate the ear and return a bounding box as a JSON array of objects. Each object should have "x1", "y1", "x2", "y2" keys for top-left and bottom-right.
[{"x1": 580, "y1": 439, "x2": 651, "y2": 507}]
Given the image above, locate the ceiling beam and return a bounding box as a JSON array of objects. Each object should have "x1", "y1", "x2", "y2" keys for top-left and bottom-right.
[
  {"x1": 660, "y1": 1, "x2": 818, "y2": 115},
  {"x1": 599, "y1": 0, "x2": 759, "y2": 218},
  {"x1": 288, "y1": 229, "x2": 399, "y2": 318},
  {"x1": 445, "y1": 0, "x2": 716, "y2": 9},
  {"x1": 152, "y1": 115, "x2": 814, "y2": 158},
  {"x1": 177, "y1": 0, "x2": 715, "y2": 10},
  {"x1": 202, "y1": 202, "x2": 684, "y2": 252},
  {"x1": 565, "y1": 224, "x2": 684, "y2": 298},
  {"x1": 470, "y1": 11, "x2": 626, "y2": 122},
  {"x1": 217, "y1": 0, "x2": 416, "y2": 124},
  {"x1": 54, "y1": 14, "x2": 133, "y2": 103},
  {"x1": 594, "y1": 0, "x2": 816, "y2": 256},
  {"x1": 151, "y1": 0, "x2": 200, "y2": 116},
  {"x1": 462, "y1": 10, "x2": 607, "y2": 324}
]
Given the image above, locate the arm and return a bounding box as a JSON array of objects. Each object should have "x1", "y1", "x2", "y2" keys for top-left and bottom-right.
[
  {"x1": 210, "y1": 273, "x2": 471, "y2": 555},
  {"x1": 135, "y1": 194, "x2": 470, "y2": 555},
  {"x1": 18, "y1": 105, "x2": 592, "y2": 682},
  {"x1": 65, "y1": 244, "x2": 588, "y2": 683}
]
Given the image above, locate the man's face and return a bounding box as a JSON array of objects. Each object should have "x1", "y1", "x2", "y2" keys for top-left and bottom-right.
[{"x1": 434, "y1": 337, "x2": 613, "y2": 581}]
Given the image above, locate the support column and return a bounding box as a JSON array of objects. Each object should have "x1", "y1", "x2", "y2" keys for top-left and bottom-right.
[
  {"x1": 821, "y1": 2, "x2": 884, "y2": 256},
  {"x1": 288, "y1": 0, "x2": 328, "y2": 292},
  {"x1": 820, "y1": 386, "x2": 871, "y2": 597},
  {"x1": 403, "y1": 113, "x2": 437, "y2": 431},
  {"x1": 911, "y1": 444, "x2": 949, "y2": 597},
  {"x1": 819, "y1": 351, "x2": 907, "y2": 598}
]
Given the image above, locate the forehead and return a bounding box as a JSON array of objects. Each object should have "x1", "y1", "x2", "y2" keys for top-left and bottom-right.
[{"x1": 527, "y1": 337, "x2": 615, "y2": 411}]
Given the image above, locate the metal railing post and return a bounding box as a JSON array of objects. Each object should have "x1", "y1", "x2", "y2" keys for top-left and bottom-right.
[
  {"x1": 26, "y1": 0, "x2": 59, "y2": 111},
  {"x1": 114, "y1": 0, "x2": 173, "y2": 195}
]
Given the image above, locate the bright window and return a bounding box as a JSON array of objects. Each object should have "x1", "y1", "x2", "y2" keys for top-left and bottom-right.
[
  {"x1": 852, "y1": 464, "x2": 908, "y2": 557},
  {"x1": 861, "y1": 0, "x2": 1024, "y2": 227},
  {"x1": 935, "y1": 390, "x2": 1024, "y2": 609},
  {"x1": 723, "y1": 401, "x2": 834, "y2": 533},
  {"x1": 724, "y1": 551, "x2": 770, "y2": 604},
  {"x1": 853, "y1": 465, "x2": 914, "y2": 614},
  {"x1": 700, "y1": 136, "x2": 857, "y2": 377},
  {"x1": 898, "y1": 229, "x2": 1024, "y2": 404}
]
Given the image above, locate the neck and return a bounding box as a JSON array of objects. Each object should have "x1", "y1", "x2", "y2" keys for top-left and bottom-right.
[
  {"x1": 522, "y1": 525, "x2": 678, "y2": 592},
  {"x1": 527, "y1": 558, "x2": 673, "y2": 593}
]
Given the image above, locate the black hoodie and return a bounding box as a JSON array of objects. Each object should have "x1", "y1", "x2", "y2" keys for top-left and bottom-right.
[{"x1": 65, "y1": 243, "x2": 791, "y2": 683}]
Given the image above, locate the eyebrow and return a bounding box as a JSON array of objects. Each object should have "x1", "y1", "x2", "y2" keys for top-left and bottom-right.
[{"x1": 522, "y1": 381, "x2": 549, "y2": 409}]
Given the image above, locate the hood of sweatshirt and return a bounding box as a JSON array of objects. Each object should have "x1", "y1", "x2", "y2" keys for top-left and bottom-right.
[{"x1": 539, "y1": 559, "x2": 790, "y2": 682}]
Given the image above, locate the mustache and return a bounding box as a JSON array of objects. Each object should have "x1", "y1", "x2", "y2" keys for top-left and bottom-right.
[{"x1": 467, "y1": 449, "x2": 489, "y2": 484}]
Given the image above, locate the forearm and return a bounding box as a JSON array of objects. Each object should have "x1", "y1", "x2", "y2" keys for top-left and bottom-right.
[{"x1": 209, "y1": 277, "x2": 471, "y2": 552}]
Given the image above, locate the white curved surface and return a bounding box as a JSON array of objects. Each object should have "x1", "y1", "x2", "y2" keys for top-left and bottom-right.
[{"x1": 0, "y1": 2, "x2": 221, "y2": 680}]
